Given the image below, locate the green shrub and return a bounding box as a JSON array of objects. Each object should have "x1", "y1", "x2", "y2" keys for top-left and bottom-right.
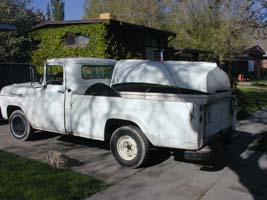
[
  {"x1": 30, "y1": 24, "x2": 109, "y2": 66},
  {"x1": 30, "y1": 22, "x2": 142, "y2": 66}
]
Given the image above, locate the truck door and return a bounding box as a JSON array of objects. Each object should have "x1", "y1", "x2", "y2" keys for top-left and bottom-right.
[{"x1": 33, "y1": 64, "x2": 66, "y2": 133}]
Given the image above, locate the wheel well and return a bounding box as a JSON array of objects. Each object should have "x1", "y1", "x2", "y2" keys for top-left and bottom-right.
[
  {"x1": 104, "y1": 119, "x2": 140, "y2": 143},
  {"x1": 85, "y1": 83, "x2": 120, "y2": 97},
  {"x1": 7, "y1": 106, "x2": 21, "y2": 118}
]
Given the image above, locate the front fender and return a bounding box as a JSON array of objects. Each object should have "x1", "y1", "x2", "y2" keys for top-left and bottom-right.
[{"x1": 0, "y1": 95, "x2": 33, "y2": 122}]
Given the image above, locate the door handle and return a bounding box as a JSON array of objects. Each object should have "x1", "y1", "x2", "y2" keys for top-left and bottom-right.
[
  {"x1": 57, "y1": 90, "x2": 65, "y2": 94},
  {"x1": 67, "y1": 88, "x2": 72, "y2": 93}
]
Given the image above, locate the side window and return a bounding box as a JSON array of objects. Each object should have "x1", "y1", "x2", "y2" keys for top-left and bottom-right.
[
  {"x1": 81, "y1": 65, "x2": 114, "y2": 79},
  {"x1": 46, "y1": 65, "x2": 64, "y2": 85}
]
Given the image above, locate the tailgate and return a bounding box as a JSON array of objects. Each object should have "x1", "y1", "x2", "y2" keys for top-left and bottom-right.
[{"x1": 205, "y1": 94, "x2": 235, "y2": 138}]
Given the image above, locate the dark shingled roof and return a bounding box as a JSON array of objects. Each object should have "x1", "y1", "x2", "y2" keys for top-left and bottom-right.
[{"x1": 31, "y1": 19, "x2": 176, "y2": 37}]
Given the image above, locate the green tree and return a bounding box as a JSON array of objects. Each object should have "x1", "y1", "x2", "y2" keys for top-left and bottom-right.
[
  {"x1": 46, "y1": 3, "x2": 52, "y2": 20},
  {"x1": 49, "y1": 0, "x2": 65, "y2": 21},
  {"x1": 83, "y1": 0, "x2": 168, "y2": 28},
  {"x1": 84, "y1": 0, "x2": 253, "y2": 60},
  {"x1": 0, "y1": 0, "x2": 44, "y2": 62},
  {"x1": 166, "y1": 0, "x2": 251, "y2": 61},
  {"x1": 83, "y1": 0, "x2": 253, "y2": 61},
  {"x1": 247, "y1": 0, "x2": 267, "y2": 39}
]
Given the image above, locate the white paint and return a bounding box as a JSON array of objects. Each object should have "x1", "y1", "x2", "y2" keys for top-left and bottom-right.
[
  {"x1": 0, "y1": 58, "x2": 235, "y2": 150},
  {"x1": 112, "y1": 60, "x2": 230, "y2": 94}
]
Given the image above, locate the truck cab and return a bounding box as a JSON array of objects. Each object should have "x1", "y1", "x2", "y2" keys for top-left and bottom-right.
[{"x1": 43, "y1": 58, "x2": 116, "y2": 94}]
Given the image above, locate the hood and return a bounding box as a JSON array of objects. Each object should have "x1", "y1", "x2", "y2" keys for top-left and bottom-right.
[{"x1": 1, "y1": 82, "x2": 37, "y2": 96}]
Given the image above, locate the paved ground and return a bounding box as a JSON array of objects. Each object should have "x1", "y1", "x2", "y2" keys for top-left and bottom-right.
[
  {"x1": 0, "y1": 109, "x2": 267, "y2": 200},
  {"x1": 0, "y1": 122, "x2": 141, "y2": 184}
]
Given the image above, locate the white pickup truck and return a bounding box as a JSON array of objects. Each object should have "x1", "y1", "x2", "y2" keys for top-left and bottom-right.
[{"x1": 0, "y1": 58, "x2": 235, "y2": 168}]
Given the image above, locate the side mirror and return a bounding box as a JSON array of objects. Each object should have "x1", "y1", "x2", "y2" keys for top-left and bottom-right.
[
  {"x1": 29, "y1": 65, "x2": 35, "y2": 83},
  {"x1": 29, "y1": 65, "x2": 40, "y2": 88},
  {"x1": 41, "y1": 77, "x2": 47, "y2": 88},
  {"x1": 39, "y1": 75, "x2": 44, "y2": 85}
]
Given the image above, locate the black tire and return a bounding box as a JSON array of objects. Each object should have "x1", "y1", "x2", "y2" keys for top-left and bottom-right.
[
  {"x1": 9, "y1": 110, "x2": 34, "y2": 141},
  {"x1": 220, "y1": 126, "x2": 235, "y2": 144},
  {"x1": 110, "y1": 125, "x2": 151, "y2": 168}
]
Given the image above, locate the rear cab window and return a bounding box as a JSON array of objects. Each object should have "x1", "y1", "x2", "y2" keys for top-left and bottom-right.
[{"x1": 81, "y1": 65, "x2": 114, "y2": 79}]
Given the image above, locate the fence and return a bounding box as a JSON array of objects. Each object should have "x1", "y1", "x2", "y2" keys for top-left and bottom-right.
[{"x1": 0, "y1": 63, "x2": 31, "y2": 90}]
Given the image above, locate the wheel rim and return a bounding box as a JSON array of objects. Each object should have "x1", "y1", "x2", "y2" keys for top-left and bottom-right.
[
  {"x1": 11, "y1": 116, "x2": 26, "y2": 138},
  {"x1": 117, "y1": 135, "x2": 138, "y2": 161}
]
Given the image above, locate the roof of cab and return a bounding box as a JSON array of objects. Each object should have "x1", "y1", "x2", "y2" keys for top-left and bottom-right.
[{"x1": 46, "y1": 57, "x2": 117, "y2": 65}]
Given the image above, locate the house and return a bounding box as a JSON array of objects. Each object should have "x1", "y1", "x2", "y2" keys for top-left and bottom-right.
[
  {"x1": 221, "y1": 44, "x2": 267, "y2": 80},
  {"x1": 30, "y1": 14, "x2": 175, "y2": 66}
]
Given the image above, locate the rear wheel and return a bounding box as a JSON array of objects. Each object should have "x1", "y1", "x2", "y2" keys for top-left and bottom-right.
[
  {"x1": 9, "y1": 110, "x2": 34, "y2": 141},
  {"x1": 110, "y1": 125, "x2": 151, "y2": 168},
  {"x1": 220, "y1": 126, "x2": 235, "y2": 144}
]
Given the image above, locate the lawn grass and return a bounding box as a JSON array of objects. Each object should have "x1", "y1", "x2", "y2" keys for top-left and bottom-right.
[
  {"x1": 251, "y1": 80, "x2": 267, "y2": 84},
  {"x1": 251, "y1": 80, "x2": 267, "y2": 87},
  {"x1": 235, "y1": 87, "x2": 267, "y2": 120},
  {"x1": 0, "y1": 150, "x2": 107, "y2": 200}
]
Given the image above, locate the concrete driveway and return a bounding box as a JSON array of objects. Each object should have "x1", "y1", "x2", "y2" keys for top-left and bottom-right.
[{"x1": 0, "y1": 109, "x2": 267, "y2": 200}]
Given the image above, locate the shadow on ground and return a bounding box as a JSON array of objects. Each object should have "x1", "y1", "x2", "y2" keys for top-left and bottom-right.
[
  {"x1": 31, "y1": 131, "x2": 59, "y2": 141},
  {"x1": 0, "y1": 120, "x2": 8, "y2": 125},
  {"x1": 58, "y1": 135, "x2": 110, "y2": 150},
  {"x1": 225, "y1": 130, "x2": 267, "y2": 200},
  {"x1": 30, "y1": 128, "x2": 267, "y2": 200}
]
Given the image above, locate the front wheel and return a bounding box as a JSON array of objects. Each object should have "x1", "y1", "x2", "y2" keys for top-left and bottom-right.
[
  {"x1": 9, "y1": 110, "x2": 34, "y2": 141},
  {"x1": 110, "y1": 125, "x2": 151, "y2": 168}
]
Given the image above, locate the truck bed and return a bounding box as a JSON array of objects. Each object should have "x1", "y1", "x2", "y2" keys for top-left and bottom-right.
[
  {"x1": 70, "y1": 91, "x2": 234, "y2": 150},
  {"x1": 118, "y1": 91, "x2": 232, "y2": 104}
]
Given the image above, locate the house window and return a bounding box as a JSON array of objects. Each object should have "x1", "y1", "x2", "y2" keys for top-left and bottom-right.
[
  {"x1": 76, "y1": 35, "x2": 89, "y2": 46},
  {"x1": 65, "y1": 33, "x2": 76, "y2": 45},
  {"x1": 81, "y1": 65, "x2": 114, "y2": 79},
  {"x1": 145, "y1": 37, "x2": 159, "y2": 60},
  {"x1": 64, "y1": 33, "x2": 89, "y2": 47}
]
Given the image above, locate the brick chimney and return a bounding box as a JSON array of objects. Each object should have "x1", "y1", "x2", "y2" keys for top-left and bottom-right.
[{"x1": 99, "y1": 13, "x2": 116, "y2": 20}]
